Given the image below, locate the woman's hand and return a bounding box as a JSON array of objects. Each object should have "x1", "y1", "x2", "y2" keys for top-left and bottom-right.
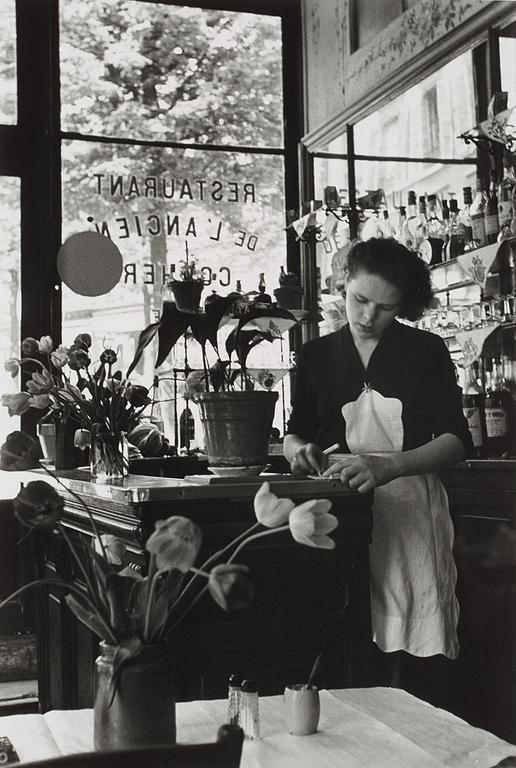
[
  {"x1": 290, "y1": 442, "x2": 327, "y2": 476},
  {"x1": 322, "y1": 453, "x2": 400, "y2": 492}
]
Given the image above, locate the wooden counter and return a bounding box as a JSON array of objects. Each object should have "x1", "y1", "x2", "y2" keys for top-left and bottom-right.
[{"x1": 30, "y1": 471, "x2": 373, "y2": 713}]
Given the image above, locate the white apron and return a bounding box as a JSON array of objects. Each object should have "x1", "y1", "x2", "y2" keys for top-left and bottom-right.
[{"x1": 342, "y1": 385, "x2": 459, "y2": 659}]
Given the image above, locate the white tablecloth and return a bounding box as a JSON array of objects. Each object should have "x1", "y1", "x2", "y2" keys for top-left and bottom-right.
[{"x1": 1, "y1": 688, "x2": 514, "y2": 767}]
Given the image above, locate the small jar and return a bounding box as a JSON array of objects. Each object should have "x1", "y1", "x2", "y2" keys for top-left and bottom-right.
[{"x1": 240, "y1": 679, "x2": 260, "y2": 740}]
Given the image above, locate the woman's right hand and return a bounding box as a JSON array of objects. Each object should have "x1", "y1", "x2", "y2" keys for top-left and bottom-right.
[{"x1": 290, "y1": 442, "x2": 327, "y2": 476}]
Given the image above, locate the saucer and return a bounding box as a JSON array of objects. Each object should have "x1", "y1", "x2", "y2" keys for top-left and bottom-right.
[{"x1": 208, "y1": 464, "x2": 269, "y2": 478}]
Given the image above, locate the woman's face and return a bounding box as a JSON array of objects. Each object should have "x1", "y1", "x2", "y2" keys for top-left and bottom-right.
[{"x1": 345, "y1": 270, "x2": 403, "y2": 343}]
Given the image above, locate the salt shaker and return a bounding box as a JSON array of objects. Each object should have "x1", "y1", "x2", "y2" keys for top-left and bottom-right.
[
  {"x1": 240, "y1": 678, "x2": 260, "y2": 740},
  {"x1": 227, "y1": 673, "x2": 242, "y2": 725}
]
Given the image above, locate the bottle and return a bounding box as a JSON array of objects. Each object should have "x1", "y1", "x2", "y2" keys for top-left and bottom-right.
[
  {"x1": 446, "y1": 199, "x2": 466, "y2": 260},
  {"x1": 426, "y1": 194, "x2": 445, "y2": 265},
  {"x1": 379, "y1": 209, "x2": 394, "y2": 238},
  {"x1": 462, "y1": 363, "x2": 488, "y2": 458},
  {"x1": 179, "y1": 406, "x2": 195, "y2": 448},
  {"x1": 440, "y1": 199, "x2": 450, "y2": 261},
  {"x1": 484, "y1": 169, "x2": 499, "y2": 245},
  {"x1": 484, "y1": 357, "x2": 513, "y2": 456},
  {"x1": 227, "y1": 674, "x2": 242, "y2": 726},
  {"x1": 498, "y1": 150, "x2": 515, "y2": 239},
  {"x1": 470, "y1": 177, "x2": 488, "y2": 248},
  {"x1": 416, "y1": 195, "x2": 432, "y2": 264},
  {"x1": 405, "y1": 190, "x2": 418, "y2": 250},
  {"x1": 256, "y1": 273, "x2": 272, "y2": 303},
  {"x1": 240, "y1": 679, "x2": 260, "y2": 740},
  {"x1": 394, "y1": 205, "x2": 411, "y2": 248},
  {"x1": 458, "y1": 186, "x2": 475, "y2": 251}
]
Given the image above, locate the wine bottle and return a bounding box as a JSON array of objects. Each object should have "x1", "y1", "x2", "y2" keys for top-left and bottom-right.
[
  {"x1": 462, "y1": 363, "x2": 488, "y2": 458},
  {"x1": 484, "y1": 169, "x2": 499, "y2": 245},
  {"x1": 405, "y1": 190, "x2": 418, "y2": 250},
  {"x1": 458, "y1": 186, "x2": 475, "y2": 251},
  {"x1": 446, "y1": 198, "x2": 466, "y2": 260},
  {"x1": 416, "y1": 195, "x2": 432, "y2": 264},
  {"x1": 256, "y1": 272, "x2": 272, "y2": 303},
  {"x1": 426, "y1": 193, "x2": 444, "y2": 265},
  {"x1": 498, "y1": 150, "x2": 515, "y2": 240},
  {"x1": 470, "y1": 177, "x2": 488, "y2": 248},
  {"x1": 484, "y1": 357, "x2": 513, "y2": 456}
]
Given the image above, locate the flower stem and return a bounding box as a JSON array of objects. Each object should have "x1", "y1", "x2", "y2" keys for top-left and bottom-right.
[{"x1": 227, "y1": 525, "x2": 290, "y2": 564}]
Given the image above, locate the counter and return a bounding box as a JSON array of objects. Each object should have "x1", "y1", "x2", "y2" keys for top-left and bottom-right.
[{"x1": 30, "y1": 470, "x2": 374, "y2": 713}]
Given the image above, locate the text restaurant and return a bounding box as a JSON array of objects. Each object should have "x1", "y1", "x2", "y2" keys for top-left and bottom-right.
[{"x1": 0, "y1": 0, "x2": 515, "y2": 765}]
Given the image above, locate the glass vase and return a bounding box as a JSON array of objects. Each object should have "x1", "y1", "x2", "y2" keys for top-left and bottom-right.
[{"x1": 90, "y1": 426, "x2": 129, "y2": 482}]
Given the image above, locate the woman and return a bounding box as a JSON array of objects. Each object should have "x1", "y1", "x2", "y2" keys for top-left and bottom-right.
[{"x1": 284, "y1": 237, "x2": 472, "y2": 701}]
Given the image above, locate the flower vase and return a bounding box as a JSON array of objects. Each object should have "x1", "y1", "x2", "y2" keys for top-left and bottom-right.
[
  {"x1": 90, "y1": 426, "x2": 129, "y2": 482},
  {"x1": 94, "y1": 642, "x2": 176, "y2": 750},
  {"x1": 53, "y1": 414, "x2": 78, "y2": 470}
]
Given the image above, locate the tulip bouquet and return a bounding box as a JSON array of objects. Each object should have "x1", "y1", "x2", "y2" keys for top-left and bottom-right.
[
  {"x1": 0, "y1": 431, "x2": 337, "y2": 691},
  {"x1": 2, "y1": 333, "x2": 153, "y2": 474}
]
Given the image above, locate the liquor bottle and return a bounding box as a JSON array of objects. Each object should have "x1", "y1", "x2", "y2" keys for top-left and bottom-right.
[
  {"x1": 426, "y1": 194, "x2": 445, "y2": 265},
  {"x1": 462, "y1": 363, "x2": 488, "y2": 458},
  {"x1": 179, "y1": 406, "x2": 195, "y2": 449},
  {"x1": 394, "y1": 205, "x2": 412, "y2": 248},
  {"x1": 484, "y1": 169, "x2": 499, "y2": 245},
  {"x1": 379, "y1": 209, "x2": 394, "y2": 238},
  {"x1": 256, "y1": 272, "x2": 272, "y2": 303},
  {"x1": 405, "y1": 190, "x2": 418, "y2": 250},
  {"x1": 498, "y1": 150, "x2": 515, "y2": 239},
  {"x1": 446, "y1": 199, "x2": 466, "y2": 260},
  {"x1": 458, "y1": 186, "x2": 475, "y2": 251},
  {"x1": 440, "y1": 199, "x2": 450, "y2": 261},
  {"x1": 416, "y1": 195, "x2": 432, "y2": 264},
  {"x1": 470, "y1": 177, "x2": 488, "y2": 249},
  {"x1": 484, "y1": 357, "x2": 513, "y2": 456}
]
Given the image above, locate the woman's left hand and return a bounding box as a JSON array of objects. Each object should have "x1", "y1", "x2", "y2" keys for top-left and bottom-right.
[{"x1": 321, "y1": 453, "x2": 400, "y2": 492}]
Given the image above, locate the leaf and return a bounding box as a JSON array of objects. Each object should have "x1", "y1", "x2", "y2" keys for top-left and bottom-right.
[
  {"x1": 64, "y1": 594, "x2": 115, "y2": 643},
  {"x1": 155, "y1": 303, "x2": 192, "y2": 368},
  {"x1": 109, "y1": 636, "x2": 144, "y2": 707},
  {"x1": 203, "y1": 293, "x2": 241, "y2": 349},
  {"x1": 209, "y1": 360, "x2": 230, "y2": 392},
  {"x1": 126, "y1": 320, "x2": 161, "y2": 378}
]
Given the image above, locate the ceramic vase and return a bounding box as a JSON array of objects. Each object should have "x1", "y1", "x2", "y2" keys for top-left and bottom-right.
[{"x1": 93, "y1": 642, "x2": 176, "y2": 750}]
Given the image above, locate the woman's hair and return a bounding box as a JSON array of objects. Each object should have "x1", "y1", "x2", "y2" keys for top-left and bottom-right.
[{"x1": 345, "y1": 237, "x2": 433, "y2": 321}]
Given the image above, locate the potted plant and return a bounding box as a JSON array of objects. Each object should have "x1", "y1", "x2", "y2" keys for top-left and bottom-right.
[
  {"x1": 274, "y1": 268, "x2": 304, "y2": 310},
  {"x1": 168, "y1": 258, "x2": 205, "y2": 313},
  {"x1": 127, "y1": 294, "x2": 298, "y2": 470}
]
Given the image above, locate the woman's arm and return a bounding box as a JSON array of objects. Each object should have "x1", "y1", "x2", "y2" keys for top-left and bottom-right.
[
  {"x1": 283, "y1": 434, "x2": 328, "y2": 475},
  {"x1": 322, "y1": 432, "x2": 466, "y2": 493}
]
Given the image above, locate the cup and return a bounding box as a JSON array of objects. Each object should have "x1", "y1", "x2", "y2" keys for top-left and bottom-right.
[
  {"x1": 37, "y1": 422, "x2": 56, "y2": 462},
  {"x1": 283, "y1": 685, "x2": 320, "y2": 736}
]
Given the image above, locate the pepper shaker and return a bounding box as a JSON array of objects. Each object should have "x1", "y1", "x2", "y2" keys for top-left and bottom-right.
[{"x1": 240, "y1": 678, "x2": 260, "y2": 740}]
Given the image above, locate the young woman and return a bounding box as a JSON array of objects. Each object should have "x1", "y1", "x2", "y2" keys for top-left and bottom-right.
[{"x1": 284, "y1": 237, "x2": 472, "y2": 700}]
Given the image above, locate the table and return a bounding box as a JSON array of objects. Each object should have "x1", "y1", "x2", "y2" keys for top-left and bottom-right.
[{"x1": 0, "y1": 688, "x2": 514, "y2": 767}]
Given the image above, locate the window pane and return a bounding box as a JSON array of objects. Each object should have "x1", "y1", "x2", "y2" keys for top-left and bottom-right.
[
  {"x1": 354, "y1": 50, "x2": 476, "y2": 160},
  {"x1": 61, "y1": 139, "x2": 287, "y2": 381},
  {"x1": 0, "y1": 0, "x2": 17, "y2": 124},
  {"x1": 60, "y1": 0, "x2": 284, "y2": 147},
  {"x1": 0, "y1": 176, "x2": 21, "y2": 443},
  {"x1": 499, "y1": 37, "x2": 516, "y2": 110}
]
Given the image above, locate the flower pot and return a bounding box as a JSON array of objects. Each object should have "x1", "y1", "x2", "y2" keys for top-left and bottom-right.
[
  {"x1": 169, "y1": 279, "x2": 204, "y2": 313},
  {"x1": 274, "y1": 285, "x2": 303, "y2": 310},
  {"x1": 194, "y1": 390, "x2": 278, "y2": 467},
  {"x1": 94, "y1": 642, "x2": 176, "y2": 750},
  {"x1": 90, "y1": 426, "x2": 129, "y2": 482}
]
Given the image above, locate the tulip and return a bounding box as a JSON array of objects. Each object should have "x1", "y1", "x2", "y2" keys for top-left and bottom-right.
[
  {"x1": 38, "y1": 336, "x2": 53, "y2": 354},
  {"x1": 51, "y1": 345, "x2": 69, "y2": 368},
  {"x1": 100, "y1": 348, "x2": 117, "y2": 365},
  {"x1": 26, "y1": 369, "x2": 53, "y2": 395},
  {"x1": 21, "y1": 337, "x2": 39, "y2": 356},
  {"x1": 124, "y1": 383, "x2": 151, "y2": 407},
  {"x1": 146, "y1": 516, "x2": 202, "y2": 573},
  {"x1": 29, "y1": 394, "x2": 51, "y2": 410},
  {"x1": 74, "y1": 333, "x2": 92, "y2": 350},
  {"x1": 13, "y1": 480, "x2": 64, "y2": 528},
  {"x1": 1, "y1": 392, "x2": 32, "y2": 417},
  {"x1": 208, "y1": 564, "x2": 255, "y2": 611},
  {"x1": 95, "y1": 534, "x2": 126, "y2": 565},
  {"x1": 68, "y1": 348, "x2": 91, "y2": 371},
  {"x1": 289, "y1": 499, "x2": 337, "y2": 550},
  {"x1": 254, "y1": 481, "x2": 295, "y2": 527},
  {"x1": 0, "y1": 430, "x2": 41, "y2": 470},
  {"x1": 74, "y1": 429, "x2": 91, "y2": 450},
  {"x1": 4, "y1": 358, "x2": 20, "y2": 378}
]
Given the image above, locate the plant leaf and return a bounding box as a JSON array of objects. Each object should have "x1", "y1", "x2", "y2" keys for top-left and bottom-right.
[
  {"x1": 126, "y1": 320, "x2": 161, "y2": 378},
  {"x1": 155, "y1": 303, "x2": 192, "y2": 368},
  {"x1": 64, "y1": 594, "x2": 115, "y2": 643},
  {"x1": 109, "y1": 636, "x2": 144, "y2": 707}
]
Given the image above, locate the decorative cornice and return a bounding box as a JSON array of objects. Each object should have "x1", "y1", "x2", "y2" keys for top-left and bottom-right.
[{"x1": 302, "y1": 0, "x2": 516, "y2": 152}]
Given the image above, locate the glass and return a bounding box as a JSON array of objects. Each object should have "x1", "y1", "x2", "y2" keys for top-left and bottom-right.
[
  {"x1": 59, "y1": 0, "x2": 284, "y2": 148},
  {"x1": 0, "y1": 0, "x2": 17, "y2": 124},
  {"x1": 354, "y1": 50, "x2": 476, "y2": 160},
  {"x1": 0, "y1": 176, "x2": 21, "y2": 444}
]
